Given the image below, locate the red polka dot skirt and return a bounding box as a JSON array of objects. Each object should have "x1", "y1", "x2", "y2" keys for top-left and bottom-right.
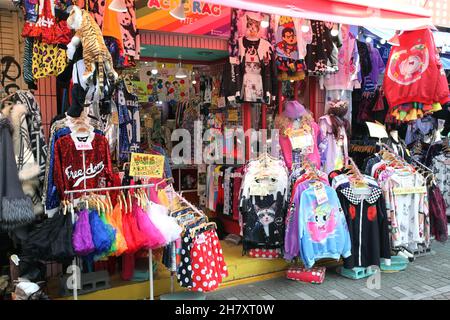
[{"x1": 190, "y1": 230, "x2": 228, "y2": 292}]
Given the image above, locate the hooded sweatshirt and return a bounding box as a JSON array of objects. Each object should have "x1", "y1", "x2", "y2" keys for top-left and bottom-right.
[
  {"x1": 383, "y1": 28, "x2": 450, "y2": 107},
  {"x1": 297, "y1": 182, "x2": 352, "y2": 268},
  {"x1": 335, "y1": 179, "x2": 391, "y2": 268}
]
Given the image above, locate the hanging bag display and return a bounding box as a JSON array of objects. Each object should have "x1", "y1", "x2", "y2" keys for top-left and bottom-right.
[{"x1": 31, "y1": 41, "x2": 67, "y2": 79}]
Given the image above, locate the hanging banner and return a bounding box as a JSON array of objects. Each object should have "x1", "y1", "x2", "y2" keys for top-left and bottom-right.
[
  {"x1": 129, "y1": 153, "x2": 165, "y2": 178},
  {"x1": 136, "y1": 0, "x2": 231, "y2": 37}
]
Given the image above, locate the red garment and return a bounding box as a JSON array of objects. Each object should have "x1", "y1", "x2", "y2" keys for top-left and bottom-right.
[
  {"x1": 232, "y1": 167, "x2": 244, "y2": 221},
  {"x1": 190, "y1": 230, "x2": 228, "y2": 292},
  {"x1": 248, "y1": 248, "x2": 281, "y2": 259},
  {"x1": 53, "y1": 132, "x2": 113, "y2": 198},
  {"x1": 21, "y1": 0, "x2": 72, "y2": 45},
  {"x1": 383, "y1": 28, "x2": 450, "y2": 107},
  {"x1": 122, "y1": 211, "x2": 137, "y2": 253},
  {"x1": 122, "y1": 209, "x2": 148, "y2": 254},
  {"x1": 121, "y1": 253, "x2": 135, "y2": 281},
  {"x1": 286, "y1": 266, "x2": 326, "y2": 284}
]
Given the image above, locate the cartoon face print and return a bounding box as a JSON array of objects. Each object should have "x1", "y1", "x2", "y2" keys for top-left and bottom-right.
[
  {"x1": 282, "y1": 28, "x2": 296, "y2": 45},
  {"x1": 255, "y1": 203, "x2": 277, "y2": 237},
  {"x1": 387, "y1": 44, "x2": 429, "y2": 85},
  {"x1": 307, "y1": 203, "x2": 338, "y2": 243},
  {"x1": 276, "y1": 26, "x2": 298, "y2": 59},
  {"x1": 245, "y1": 61, "x2": 262, "y2": 74},
  {"x1": 246, "y1": 15, "x2": 261, "y2": 38},
  {"x1": 313, "y1": 205, "x2": 330, "y2": 228}
]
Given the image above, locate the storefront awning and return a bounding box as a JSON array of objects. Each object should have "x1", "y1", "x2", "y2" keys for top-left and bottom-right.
[{"x1": 202, "y1": 0, "x2": 434, "y2": 30}]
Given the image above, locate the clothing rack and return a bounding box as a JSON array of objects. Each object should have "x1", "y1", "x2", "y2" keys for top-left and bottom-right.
[
  {"x1": 167, "y1": 190, "x2": 206, "y2": 294},
  {"x1": 64, "y1": 183, "x2": 155, "y2": 301}
]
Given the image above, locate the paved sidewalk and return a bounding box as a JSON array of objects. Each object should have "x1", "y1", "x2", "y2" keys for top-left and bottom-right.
[{"x1": 207, "y1": 241, "x2": 450, "y2": 300}]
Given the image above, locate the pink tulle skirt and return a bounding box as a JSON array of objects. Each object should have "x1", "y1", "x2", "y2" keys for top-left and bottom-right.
[{"x1": 134, "y1": 204, "x2": 166, "y2": 249}]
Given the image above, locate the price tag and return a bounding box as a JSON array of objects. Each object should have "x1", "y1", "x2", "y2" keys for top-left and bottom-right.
[
  {"x1": 144, "y1": 117, "x2": 154, "y2": 128},
  {"x1": 197, "y1": 233, "x2": 206, "y2": 244},
  {"x1": 218, "y1": 97, "x2": 226, "y2": 108},
  {"x1": 313, "y1": 182, "x2": 328, "y2": 205},
  {"x1": 393, "y1": 186, "x2": 427, "y2": 195},
  {"x1": 111, "y1": 111, "x2": 119, "y2": 125},
  {"x1": 72, "y1": 134, "x2": 93, "y2": 150},
  {"x1": 228, "y1": 109, "x2": 239, "y2": 122},
  {"x1": 290, "y1": 132, "x2": 313, "y2": 152},
  {"x1": 229, "y1": 56, "x2": 239, "y2": 64}
]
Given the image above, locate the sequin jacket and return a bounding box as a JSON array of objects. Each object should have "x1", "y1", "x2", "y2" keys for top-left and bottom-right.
[{"x1": 53, "y1": 133, "x2": 113, "y2": 199}]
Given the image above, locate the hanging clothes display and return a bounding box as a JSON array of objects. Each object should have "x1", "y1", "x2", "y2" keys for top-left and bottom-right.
[
  {"x1": 224, "y1": 10, "x2": 277, "y2": 104},
  {"x1": 239, "y1": 154, "x2": 289, "y2": 254},
  {"x1": 50, "y1": 113, "x2": 113, "y2": 203},
  {"x1": 329, "y1": 165, "x2": 391, "y2": 269},
  {"x1": 319, "y1": 100, "x2": 350, "y2": 175},
  {"x1": 305, "y1": 20, "x2": 339, "y2": 76},
  {"x1": 285, "y1": 160, "x2": 352, "y2": 268},
  {"x1": 276, "y1": 101, "x2": 321, "y2": 171},
  {"x1": 430, "y1": 140, "x2": 450, "y2": 216},
  {"x1": 363, "y1": 149, "x2": 431, "y2": 252},
  {"x1": 0, "y1": 113, "x2": 35, "y2": 232},
  {"x1": 383, "y1": 28, "x2": 449, "y2": 122},
  {"x1": 272, "y1": 16, "x2": 311, "y2": 81}
]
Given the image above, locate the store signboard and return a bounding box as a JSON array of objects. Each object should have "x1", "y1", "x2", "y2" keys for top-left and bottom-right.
[
  {"x1": 129, "y1": 153, "x2": 165, "y2": 178},
  {"x1": 136, "y1": 0, "x2": 231, "y2": 37}
]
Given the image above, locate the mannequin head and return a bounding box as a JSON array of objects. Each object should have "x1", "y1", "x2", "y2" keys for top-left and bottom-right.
[
  {"x1": 326, "y1": 100, "x2": 348, "y2": 118},
  {"x1": 327, "y1": 100, "x2": 350, "y2": 140}
]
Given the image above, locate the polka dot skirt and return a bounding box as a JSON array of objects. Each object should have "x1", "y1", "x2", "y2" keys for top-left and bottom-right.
[
  {"x1": 286, "y1": 266, "x2": 326, "y2": 284},
  {"x1": 177, "y1": 234, "x2": 194, "y2": 288},
  {"x1": 190, "y1": 230, "x2": 228, "y2": 292},
  {"x1": 248, "y1": 248, "x2": 281, "y2": 259}
]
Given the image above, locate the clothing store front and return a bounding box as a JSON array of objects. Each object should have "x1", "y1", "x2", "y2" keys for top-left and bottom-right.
[{"x1": 0, "y1": 0, "x2": 449, "y2": 301}]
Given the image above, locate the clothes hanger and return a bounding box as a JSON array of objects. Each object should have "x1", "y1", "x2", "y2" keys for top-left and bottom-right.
[
  {"x1": 121, "y1": 191, "x2": 128, "y2": 213},
  {"x1": 190, "y1": 221, "x2": 217, "y2": 239}
]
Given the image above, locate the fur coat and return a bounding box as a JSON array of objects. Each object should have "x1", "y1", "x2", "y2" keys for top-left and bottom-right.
[{"x1": 0, "y1": 113, "x2": 35, "y2": 232}]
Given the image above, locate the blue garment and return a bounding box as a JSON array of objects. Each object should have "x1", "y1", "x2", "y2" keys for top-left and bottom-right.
[
  {"x1": 405, "y1": 115, "x2": 437, "y2": 146},
  {"x1": 151, "y1": 145, "x2": 173, "y2": 179},
  {"x1": 298, "y1": 183, "x2": 352, "y2": 269}
]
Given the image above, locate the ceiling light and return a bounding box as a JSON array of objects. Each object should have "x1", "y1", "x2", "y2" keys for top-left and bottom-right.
[
  {"x1": 192, "y1": 80, "x2": 197, "y2": 84},
  {"x1": 260, "y1": 16, "x2": 269, "y2": 28},
  {"x1": 151, "y1": 61, "x2": 158, "y2": 75},
  {"x1": 365, "y1": 36, "x2": 372, "y2": 43},
  {"x1": 175, "y1": 55, "x2": 187, "y2": 79},
  {"x1": 109, "y1": 0, "x2": 127, "y2": 13},
  {"x1": 170, "y1": 0, "x2": 186, "y2": 20},
  {"x1": 380, "y1": 38, "x2": 386, "y2": 45},
  {"x1": 330, "y1": 24, "x2": 339, "y2": 37}
]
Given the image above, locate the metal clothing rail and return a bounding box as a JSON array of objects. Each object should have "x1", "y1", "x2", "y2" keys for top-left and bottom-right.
[
  {"x1": 64, "y1": 183, "x2": 155, "y2": 301},
  {"x1": 167, "y1": 190, "x2": 206, "y2": 294}
]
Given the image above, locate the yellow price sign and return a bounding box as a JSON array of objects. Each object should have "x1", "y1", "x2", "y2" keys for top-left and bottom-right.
[{"x1": 129, "y1": 153, "x2": 165, "y2": 178}]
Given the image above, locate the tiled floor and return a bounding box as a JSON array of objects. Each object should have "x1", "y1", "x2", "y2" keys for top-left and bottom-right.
[{"x1": 206, "y1": 229, "x2": 450, "y2": 300}]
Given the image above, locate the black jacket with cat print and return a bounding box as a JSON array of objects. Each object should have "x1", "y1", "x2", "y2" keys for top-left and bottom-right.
[{"x1": 240, "y1": 192, "x2": 287, "y2": 252}]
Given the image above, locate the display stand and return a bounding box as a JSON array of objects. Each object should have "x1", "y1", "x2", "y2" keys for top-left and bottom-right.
[
  {"x1": 162, "y1": 190, "x2": 207, "y2": 300},
  {"x1": 64, "y1": 183, "x2": 155, "y2": 300}
]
